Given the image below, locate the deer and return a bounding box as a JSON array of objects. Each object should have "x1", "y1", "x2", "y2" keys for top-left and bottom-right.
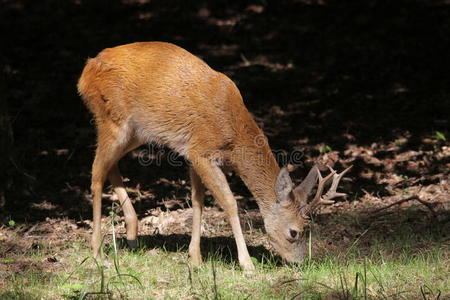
[{"x1": 77, "y1": 42, "x2": 351, "y2": 270}]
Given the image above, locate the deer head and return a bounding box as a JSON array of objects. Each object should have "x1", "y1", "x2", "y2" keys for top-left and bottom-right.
[{"x1": 264, "y1": 165, "x2": 352, "y2": 263}]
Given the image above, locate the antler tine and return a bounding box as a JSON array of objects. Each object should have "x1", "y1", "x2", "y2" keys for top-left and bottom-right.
[
  {"x1": 326, "y1": 165, "x2": 352, "y2": 195},
  {"x1": 323, "y1": 165, "x2": 353, "y2": 202},
  {"x1": 300, "y1": 165, "x2": 352, "y2": 217},
  {"x1": 314, "y1": 168, "x2": 335, "y2": 201},
  {"x1": 300, "y1": 168, "x2": 335, "y2": 217}
]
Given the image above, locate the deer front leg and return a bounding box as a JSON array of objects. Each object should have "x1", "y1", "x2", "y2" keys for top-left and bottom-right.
[
  {"x1": 189, "y1": 167, "x2": 205, "y2": 265},
  {"x1": 191, "y1": 157, "x2": 255, "y2": 270}
]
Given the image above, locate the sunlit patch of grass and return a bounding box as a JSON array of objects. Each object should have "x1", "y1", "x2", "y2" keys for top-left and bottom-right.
[{"x1": 1, "y1": 239, "x2": 448, "y2": 299}]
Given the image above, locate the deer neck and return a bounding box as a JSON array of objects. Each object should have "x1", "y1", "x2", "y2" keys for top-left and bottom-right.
[{"x1": 233, "y1": 132, "x2": 280, "y2": 218}]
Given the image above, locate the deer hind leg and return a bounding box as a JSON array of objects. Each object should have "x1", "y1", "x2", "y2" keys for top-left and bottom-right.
[
  {"x1": 108, "y1": 164, "x2": 138, "y2": 249},
  {"x1": 189, "y1": 167, "x2": 206, "y2": 265},
  {"x1": 190, "y1": 157, "x2": 254, "y2": 270},
  {"x1": 90, "y1": 125, "x2": 135, "y2": 257}
]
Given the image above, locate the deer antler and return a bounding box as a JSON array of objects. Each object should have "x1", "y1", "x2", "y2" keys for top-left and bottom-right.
[{"x1": 300, "y1": 165, "x2": 352, "y2": 217}]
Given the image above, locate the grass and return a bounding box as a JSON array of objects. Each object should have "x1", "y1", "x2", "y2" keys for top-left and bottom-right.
[
  {"x1": 1, "y1": 215, "x2": 448, "y2": 300},
  {"x1": 1, "y1": 241, "x2": 447, "y2": 299}
]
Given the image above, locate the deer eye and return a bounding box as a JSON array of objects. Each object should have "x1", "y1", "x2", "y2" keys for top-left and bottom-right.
[{"x1": 289, "y1": 229, "x2": 298, "y2": 239}]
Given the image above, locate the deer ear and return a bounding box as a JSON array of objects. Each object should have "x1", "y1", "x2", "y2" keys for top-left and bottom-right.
[
  {"x1": 275, "y1": 167, "x2": 294, "y2": 203},
  {"x1": 294, "y1": 165, "x2": 319, "y2": 203}
]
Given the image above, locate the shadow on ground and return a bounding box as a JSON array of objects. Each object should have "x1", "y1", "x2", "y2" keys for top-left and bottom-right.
[
  {"x1": 104, "y1": 205, "x2": 450, "y2": 266},
  {"x1": 117, "y1": 234, "x2": 281, "y2": 266}
]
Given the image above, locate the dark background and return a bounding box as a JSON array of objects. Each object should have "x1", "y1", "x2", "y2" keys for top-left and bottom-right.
[{"x1": 1, "y1": 0, "x2": 449, "y2": 223}]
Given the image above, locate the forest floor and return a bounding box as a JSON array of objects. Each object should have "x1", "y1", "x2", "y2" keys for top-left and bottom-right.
[{"x1": 1, "y1": 141, "x2": 449, "y2": 299}]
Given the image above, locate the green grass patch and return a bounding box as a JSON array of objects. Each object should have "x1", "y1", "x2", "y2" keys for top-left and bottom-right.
[
  {"x1": 1, "y1": 235, "x2": 448, "y2": 299},
  {"x1": 2, "y1": 206, "x2": 448, "y2": 299}
]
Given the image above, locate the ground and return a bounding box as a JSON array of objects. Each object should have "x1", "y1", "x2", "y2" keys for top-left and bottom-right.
[
  {"x1": 1, "y1": 143, "x2": 449, "y2": 298},
  {"x1": 1, "y1": 0, "x2": 449, "y2": 299}
]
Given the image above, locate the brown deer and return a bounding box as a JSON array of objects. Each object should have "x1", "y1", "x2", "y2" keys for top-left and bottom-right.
[{"x1": 77, "y1": 42, "x2": 350, "y2": 270}]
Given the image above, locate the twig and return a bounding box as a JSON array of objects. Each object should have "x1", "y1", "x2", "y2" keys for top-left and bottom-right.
[
  {"x1": 415, "y1": 197, "x2": 438, "y2": 216},
  {"x1": 24, "y1": 224, "x2": 39, "y2": 236},
  {"x1": 371, "y1": 195, "x2": 437, "y2": 216},
  {"x1": 371, "y1": 196, "x2": 418, "y2": 214},
  {"x1": 26, "y1": 235, "x2": 48, "y2": 239}
]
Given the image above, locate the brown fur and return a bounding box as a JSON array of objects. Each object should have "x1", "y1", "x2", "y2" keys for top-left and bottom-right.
[{"x1": 78, "y1": 42, "x2": 312, "y2": 270}]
